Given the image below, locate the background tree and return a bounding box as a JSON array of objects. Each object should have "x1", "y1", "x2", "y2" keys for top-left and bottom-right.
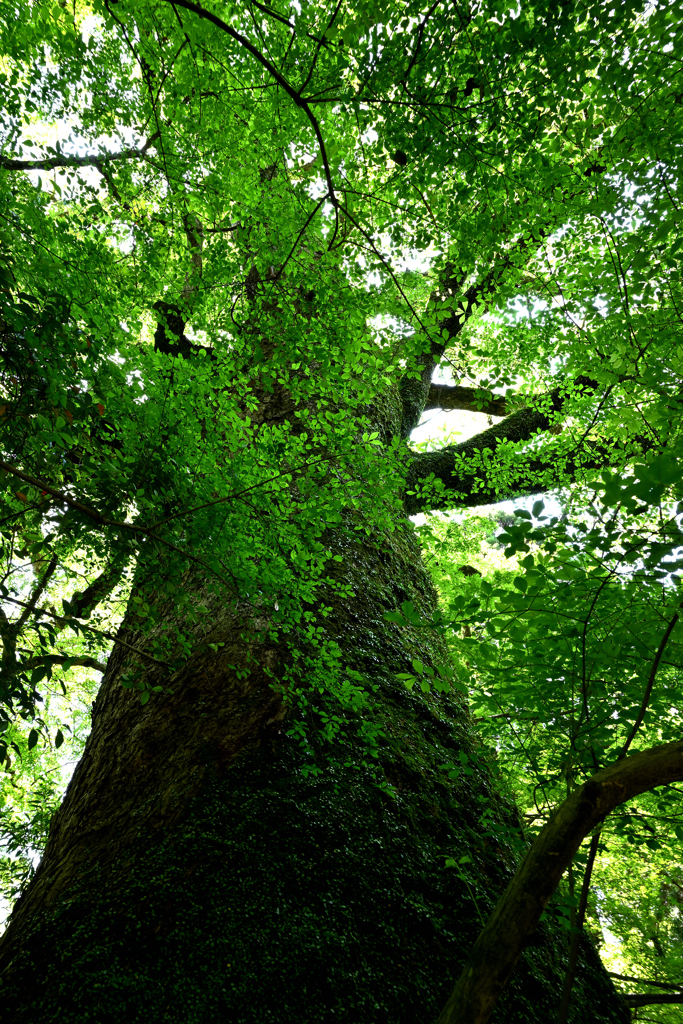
[{"x1": 0, "y1": 0, "x2": 681, "y2": 1020}]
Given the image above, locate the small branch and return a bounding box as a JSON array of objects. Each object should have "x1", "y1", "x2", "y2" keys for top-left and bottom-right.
[
  {"x1": 337, "y1": 205, "x2": 428, "y2": 333},
  {"x1": 15, "y1": 555, "x2": 59, "y2": 631},
  {"x1": 0, "y1": 460, "x2": 234, "y2": 590},
  {"x1": 397, "y1": 174, "x2": 607, "y2": 439},
  {"x1": 247, "y1": 0, "x2": 332, "y2": 47},
  {"x1": 269, "y1": 197, "x2": 325, "y2": 285},
  {"x1": 401, "y1": 0, "x2": 442, "y2": 82},
  {"x1": 297, "y1": 0, "x2": 342, "y2": 96},
  {"x1": 619, "y1": 604, "x2": 681, "y2": 758},
  {"x1": 557, "y1": 829, "x2": 601, "y2": 1024},
  {"x1": 0, "y1": 460, "x2": 147, "y2": 535},
  {"x1": 146, "y1": 449, "x2": 339, "y2": 529},
  {"x1": 158, "y1": 0, "x2": 338, "y2": 207},
  {"x1": 203, "y1": 221, "x2": 240, "y2": 233},
  {"x1": 2, "y1": 595, "x2": 171, "y2": 669}
]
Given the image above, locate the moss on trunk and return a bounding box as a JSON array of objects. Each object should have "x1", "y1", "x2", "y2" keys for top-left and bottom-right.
[{"x1": 0, "y1": 517, "x2": 629, "y2": 1023}]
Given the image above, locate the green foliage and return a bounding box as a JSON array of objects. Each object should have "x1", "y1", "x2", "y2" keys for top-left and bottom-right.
[
  {"x1": 0, "y1": 0, "x2": 682, "y2": 1014},
  {"x1": 417, "y1": 468, "x2": 683, "y2": 1014}
]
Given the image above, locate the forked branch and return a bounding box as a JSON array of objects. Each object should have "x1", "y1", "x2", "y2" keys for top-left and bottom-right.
[{"x1": 405, "y1": 378, "x2": 607, "y2": 513}]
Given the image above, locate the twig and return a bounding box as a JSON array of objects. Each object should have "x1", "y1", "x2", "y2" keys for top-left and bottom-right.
[
  {"x1": 161, "y1": 0, "x2": 339, "y2": 207},
  {"x1": 619, "y1": 604, "x2": 681, "y2": 758}
]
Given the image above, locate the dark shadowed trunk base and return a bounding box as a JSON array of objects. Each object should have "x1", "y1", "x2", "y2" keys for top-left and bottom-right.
[{"x1": 0, "y1": 520, "x2": 629, "y2": 1024}]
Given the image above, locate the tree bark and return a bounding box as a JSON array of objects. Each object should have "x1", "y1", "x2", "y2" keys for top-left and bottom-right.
[
  {"x1": 0, "y1": 506, "x2": 629, "y2": 1024},
  {"x1": 0, "y1": 312, "x2": 629, "y2": 1024}
]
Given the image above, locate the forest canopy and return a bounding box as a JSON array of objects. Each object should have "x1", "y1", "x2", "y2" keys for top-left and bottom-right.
[{"x1": 0, "y1": 0, "x2": 682, "y2": 1019}]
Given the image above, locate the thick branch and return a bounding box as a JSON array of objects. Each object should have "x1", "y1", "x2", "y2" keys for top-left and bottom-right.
[
  {"x1": 399, "y1": 337, "x2": 447, "y2": 439},
  {"x1": 405, "y1": 437, "x2": 628, "y2": 514},
  {"x1": 436, "y1": 740, "x2": 683, "y2": 1024},
  {"x1": 398, "y1": 238, "x2": 544, "y2": 439},
  {"x1": 404, "y1": 401, "x2": 565, "y2": 514},
  {"x1": 15, "y1": 554, "x2": 59, "y2": 631},
  {"x1": 405, "y1": 377, "x2": 609, "y2": 512},
  {"x1": 398, "y1": 156, "x2": 607, "y2": 441},
  {"x1": 608, "y1": 974, "x2": 683, "y2": 992},
  {"x1": 424, "y1": 383, "x2": 509, "y2": 417},
  {"x1": 0, "y1": 133, "x2": 159, "y2": 173},
  {"x1": 67, "y1": 554, "x2": 129, "y2": 621},
  {"x1": 0, "y1": 604, "x2": 15, "y2": 668},
  {"x1": 181, "y1": 212, "x2": 204, "y2": 300},
  {"x1": 623, "y1": 995, "x2": 683, "y2": 1008}
]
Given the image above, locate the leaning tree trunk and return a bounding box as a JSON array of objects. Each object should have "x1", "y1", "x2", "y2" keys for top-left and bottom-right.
[{"x1": 0, "y1": 397, "x2": 628, "y2": 1024}]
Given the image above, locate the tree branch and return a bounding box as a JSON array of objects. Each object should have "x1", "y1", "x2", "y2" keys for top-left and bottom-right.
[
  {"x1": 618, "y1": 604, "x2": 681, "y2": 758},
  {"x1": 398, "y1": 157, "x2": 608, "y2": 441},
  {"x1": 556, "y1": 599, "x2": 683, "y2": 1020},
  {"x1": 157, "y1": 0, "x2": 338, "y2": 207},
  {"x1": 1, "y1": 596, "x2": 171, "y2": 669},
  {"x1": 67, "y1": 555, "x2": 129, "y2": 621},
  {"x1": 424, "y1": 383, "x2": 510, "y2": 417},
  {"x1": 405, "y1": 379, "x2": 606, "y2": 513},
  {"x1": 15, "y1": 555, "x2": 59, "y2": 631},
  {"x1": 405, "y1": 438, "x2": 632, "y2": 513},
  {"x1": 436, "y1": 740, "x2": 683, "y2": 1024},
  {"x1": 622, "y1": 995, "x2": 683, "y2": 1008},
  {"x1": 398, "y1": 238, "x2": 544, "y2": 439},
  {"x1": 608, "y1": 974, "x2": 683, "y2": 992},
  {"x1": 0, "y1": 133, "x2": 160, "y2": 173},
  {"x1": 0, "y1": 460, "x2": 234, "y2": 590},
  {"x1": 0, "y1": 604, "x2": 16, "y2": 668},
  {"x1": 246, "y1": 0, "x2": 333, "y2": 47},
  {"x1": 19, "y1": 654, "x2": 107, "y2": 675}
]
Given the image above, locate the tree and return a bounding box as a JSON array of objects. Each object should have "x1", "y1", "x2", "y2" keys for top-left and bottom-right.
[{"x1": 0, "y1": 0, "x2": 681, "y2": 1021}]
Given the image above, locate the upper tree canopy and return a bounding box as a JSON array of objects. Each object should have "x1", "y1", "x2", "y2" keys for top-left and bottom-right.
[{"x1": 0, "y1": 0, "x2": 681, "y2": 730}]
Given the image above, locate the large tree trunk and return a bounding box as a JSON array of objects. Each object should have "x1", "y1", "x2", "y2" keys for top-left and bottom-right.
[{"x1": 0, "y1": 502, "x2": 629, "y2": 1023}]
